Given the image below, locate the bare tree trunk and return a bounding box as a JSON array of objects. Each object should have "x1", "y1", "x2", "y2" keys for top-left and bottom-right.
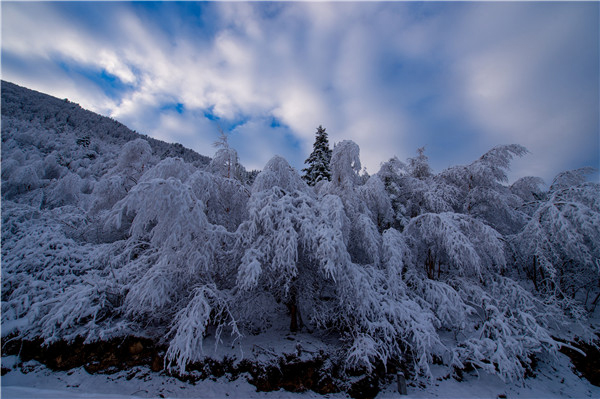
[
  {"x1": 425, "y1": 249, "x2": 435, "y2": 280},
  {"x1": 288, "y1": 288, "x2": 299, "y2": 332},
  {"x1": 288, "y1": 301, "x2": 298, "y2": 332}
]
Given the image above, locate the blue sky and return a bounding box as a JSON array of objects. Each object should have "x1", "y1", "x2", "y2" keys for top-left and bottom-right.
[{"x1": 2, "y1": 1, "x2": 598, "y2": 183}]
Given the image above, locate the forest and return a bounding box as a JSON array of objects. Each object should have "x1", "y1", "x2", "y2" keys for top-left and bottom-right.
[{"x1": 1, "y1": 80, "x2": 599, "y2": 397}]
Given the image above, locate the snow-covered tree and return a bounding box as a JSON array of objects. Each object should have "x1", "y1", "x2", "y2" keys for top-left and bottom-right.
[
  {"x1": 404, "y1": 212, "x2": 506, "y2": 280},
  {"x1": 378, "y1": 156, "x2": 458, "y2": 228},
  {"x1": 510, "y1": 176, "x2": 546, "y2": 203},
  {"x1": 4, "y1": 79, "x2": 600, "y2": 389},
  {"x1": 320, "y1": 140, "x2": 390, "y2": 264},
  {"x1": 329, "y1": 139, "x2": 361, "y2": 189},
  {"x1": 512, "y1": 169, "x2": 600, "y2": 310},
  {"x1": 407, "y1": 146, "x2": 432, "y2": 180},
  {"x1": 302, "y1": 125, "x2": 332, "y2": 186},
  {"x1": 208, "y1": 131, "x2": 239, "y2": 180},
  {"x1": 235, "y1": 156, "x2": 325, "y2": 332},
  {"x1": 89, "y1": 139, "x2": 157, "y2": 215},
  {"x1": 439, "y1": 145, "x2": 530, "y2": 234}
]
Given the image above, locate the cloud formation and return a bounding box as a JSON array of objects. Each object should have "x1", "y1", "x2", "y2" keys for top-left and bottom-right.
[{"x1": 2, "y1": 2, "x2": 598, "y2": 181}]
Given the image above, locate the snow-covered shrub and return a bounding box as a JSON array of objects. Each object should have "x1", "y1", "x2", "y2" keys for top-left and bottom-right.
[
  {"x1": 463, "y1": 186, "x2": 527, "y2": 235},
  {"x1": 1, "y1": 158, "x2": 21, "y2": 181},
  {"x1": 441, "y1": 145, "x2": 528, "y2": 191},
  {"x1": 549, "y1": 167, "x2": 597, "y2": 192},
  {"x1": 42, "y1": 152, "x2": 66, "y2": 180},
  {"x1": 1, "y1": 201, "x2": 118, "y2": 343},
  {"x1": 330, "y1": 140, "x2": 362, "y2": 189},
  {"x1": 377, "y1": 156, "x2": 458, "y2": 227},
  {"x1": 138, "y1": 157, "x2": 195, "y2": 183},
  {"x1": 438, "y1": 145, "x2": 530, "y2": 233},
  {"x1": 510, "y1": 176, "x2": 545, "y2": 203},
  {"x1": 2, "y1": 164, "x2": 42, "y2": 198},
  {"x1": 42, "y1": 172, "x2": 84, "y2": 209},
  {"x1": 358, "y1": 175, "x2": 394, "y2": 231},
  {"x1": 115, "y1": 138, "x2": 153, "y2": 178},
  {"x1": 87, "y1": 140, "x2": 157, "y2": 215},
  {"x1": 89, "y1": 175, "x2": 129, "y2": 215},
  {"x1": 335, "y1": 236, "x2": 442, "y2": 376},
  {"x1": 251, "y1": 155, "x2": 309, "y2": 194},
  {"x1": 407, "y1": 147, "x2": 433, "y2": 180},
  {"x1": 452, "y1": 277, "x2": 560, "y2": 382},
  {"x1": 36, "y1": 270, "x2": 128, "y2": 344}
]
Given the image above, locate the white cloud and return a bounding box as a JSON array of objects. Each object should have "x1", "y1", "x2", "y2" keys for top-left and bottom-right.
[
  {"x1": 445, "y1": 3, "x2": 599, "y2": 181},
  {"x1": 2, "y1": 2, "x2": 596, "y2": 182}
]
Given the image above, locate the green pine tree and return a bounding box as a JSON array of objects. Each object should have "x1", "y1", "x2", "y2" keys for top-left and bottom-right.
[{"x1": 302, "y1": 125, "x2": 332, "y2": 185}]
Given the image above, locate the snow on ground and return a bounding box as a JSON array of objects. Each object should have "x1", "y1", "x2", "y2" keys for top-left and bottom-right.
[
  {"x1": 2, "y1": 350, "x2": 598, "y2": 399},
  {"x1": 1, "y1": 357, "x2": 342, "y2": 399},
  {"x1": 379, "y1": 351, "x2": 599, "y2": 398}
]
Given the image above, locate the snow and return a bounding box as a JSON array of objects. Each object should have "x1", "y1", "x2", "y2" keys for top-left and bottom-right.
[
  {"x1": 1, "y1": 363, "x2": 328, "y2": 398},
  {"x1": 3, "y1": 350, "x2": 598, "y2": 398}
]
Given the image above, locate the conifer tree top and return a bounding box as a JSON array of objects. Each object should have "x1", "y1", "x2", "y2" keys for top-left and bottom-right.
[{"x1": 302, "y1": 125, "x2": 332, "y2": 186}]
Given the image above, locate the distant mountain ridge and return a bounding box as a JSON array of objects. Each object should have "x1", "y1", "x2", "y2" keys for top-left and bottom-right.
[{"x1": 1, "y1": 80, "x2": 211, "y2": 166}]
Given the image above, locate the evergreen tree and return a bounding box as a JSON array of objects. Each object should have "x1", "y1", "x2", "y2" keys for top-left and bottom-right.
[{"x1": 302, "y1": 125, "x2": 332, "y2": 185}]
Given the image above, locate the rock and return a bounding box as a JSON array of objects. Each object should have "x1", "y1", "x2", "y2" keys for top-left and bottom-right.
[{"x1": 129, "y1": 341, "x2": 144, "y2": 355}]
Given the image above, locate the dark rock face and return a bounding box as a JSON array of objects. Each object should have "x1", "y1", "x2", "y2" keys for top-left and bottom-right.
[
  {"x1": 347, "y1": 374, "x2": 381, "y2": 399},
  {"x1": 2, "y1": 337, "x2": 162, "y2": 374},
  {"x1": 2, "y1": 337, "x2": 392, "y2": 398},
  {"x1": 558, "y1": 336, "x2": 600, "y2": 387}
]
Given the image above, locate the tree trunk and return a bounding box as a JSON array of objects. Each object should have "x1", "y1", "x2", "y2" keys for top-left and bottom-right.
[
  {"x1": 289, "y1": 303, "x2": 298, "y2": 332},
  {"x1": 425, "y1": 249, "x2": 435, "y2": 280},
  {"x1": 288, "y1": 289, "x2": 299, "y2": 333}
]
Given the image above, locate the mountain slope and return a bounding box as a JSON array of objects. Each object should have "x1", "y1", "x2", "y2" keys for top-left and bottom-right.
[{"x1": 1, "y1": 80, "x2": 211, "y2": 167}]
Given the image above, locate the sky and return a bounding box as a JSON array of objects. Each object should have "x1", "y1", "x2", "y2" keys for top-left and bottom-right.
[{"x1": 2, "y1": 1, "x2": 598, "y2": 183}]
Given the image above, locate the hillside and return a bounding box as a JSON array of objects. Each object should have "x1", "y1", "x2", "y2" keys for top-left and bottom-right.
[
  {"x1": 1, "y1": 81, "x2": 211, "y2": 167},
  {"x1": 1, "y1": 81, "x2": 599, "y2": 399}
]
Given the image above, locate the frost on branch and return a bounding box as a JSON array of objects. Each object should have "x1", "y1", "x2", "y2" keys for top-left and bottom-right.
[{"x1": 166, "y1": 285, "x2": 240, "y2": 374}]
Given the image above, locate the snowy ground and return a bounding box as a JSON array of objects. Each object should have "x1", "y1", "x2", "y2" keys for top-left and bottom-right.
[{"x1": 2, "y1": 350, "x2": 598, "y2": 399}]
